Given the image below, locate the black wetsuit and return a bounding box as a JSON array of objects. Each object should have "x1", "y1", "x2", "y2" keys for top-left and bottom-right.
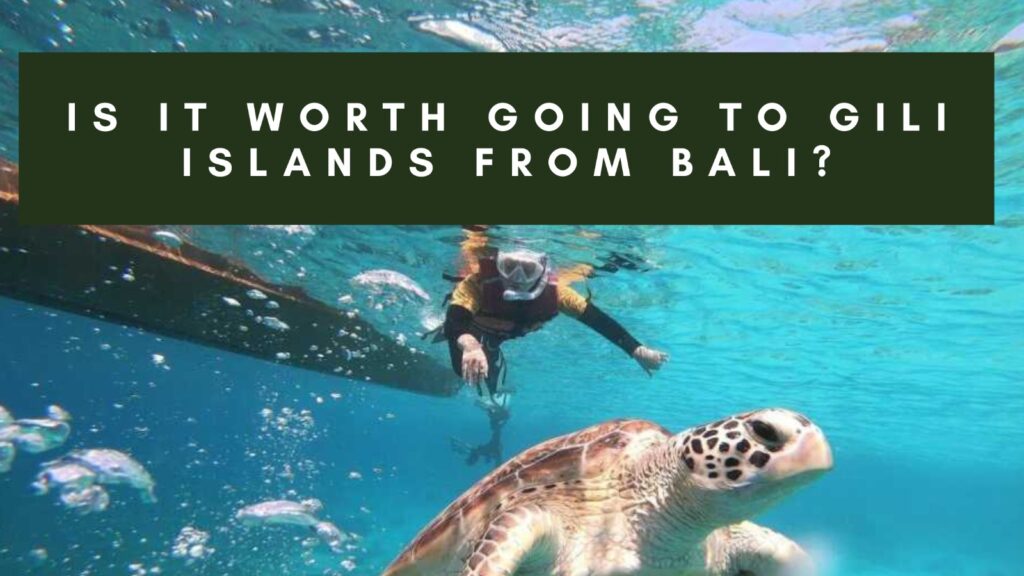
[{"x1": 444, "y1": 295, "x2": 641, "y2": 395}]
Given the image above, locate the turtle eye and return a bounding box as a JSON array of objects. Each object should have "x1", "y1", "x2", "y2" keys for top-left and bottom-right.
[{"x1": 748, "y1": 420, "x2": 782, "y2": 446}]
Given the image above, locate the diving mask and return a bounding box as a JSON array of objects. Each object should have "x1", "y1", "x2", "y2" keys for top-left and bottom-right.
[{"x1": 496, "y1": 249, "x2": 549, "y2": 301}]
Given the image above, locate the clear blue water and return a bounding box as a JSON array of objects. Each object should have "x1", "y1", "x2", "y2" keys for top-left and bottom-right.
[{"x1": 2, "y1": 2, "x2": 1024, "y2": 576}]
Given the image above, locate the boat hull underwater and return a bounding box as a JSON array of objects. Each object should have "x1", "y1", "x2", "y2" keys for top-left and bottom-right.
[{"x1": 0, "y1": 159, "x2": 458, "y2": 397}]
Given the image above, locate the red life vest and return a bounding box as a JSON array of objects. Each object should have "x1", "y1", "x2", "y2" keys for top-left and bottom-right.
[{"x1": 473, "y1": 258, "x2": 559, "y2": 339}]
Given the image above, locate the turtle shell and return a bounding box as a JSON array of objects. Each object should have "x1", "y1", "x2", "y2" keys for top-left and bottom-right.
[{"x1": 383, "y1": 419, "x2": 670, "y2": 576}]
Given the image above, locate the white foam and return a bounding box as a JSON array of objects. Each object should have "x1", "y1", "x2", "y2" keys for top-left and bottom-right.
[
  {"x1": 351, "y1": 269, "x2": 431, "y2": 301},
  {"x1": 412, "y1": 18, "x2": 507, "y2": 52}
]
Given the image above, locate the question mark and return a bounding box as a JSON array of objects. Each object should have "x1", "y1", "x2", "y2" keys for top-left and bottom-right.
[{"x1": 813, "y1": 145, "x2": 831, "y2": 177}]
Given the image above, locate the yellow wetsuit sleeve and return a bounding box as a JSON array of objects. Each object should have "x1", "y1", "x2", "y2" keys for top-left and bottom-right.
[
  {"x1": 450, "y1": 275, "x2": 483, "y2": 314},
  {"x1": 557, "y1": 285, "x2": 589, "y2": 318}
]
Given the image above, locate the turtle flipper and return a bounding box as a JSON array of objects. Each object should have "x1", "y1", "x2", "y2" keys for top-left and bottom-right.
[
  {"x1": 461, "y1": 505, "x2": 551, "y2": 576},
  {"x1": 703, "y1": 521, "x2": 815, "y2": 576}
]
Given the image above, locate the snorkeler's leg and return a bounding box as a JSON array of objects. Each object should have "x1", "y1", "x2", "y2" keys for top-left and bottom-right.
[
  {"x1": 466, "y1": 446, "x2": 482, "y2": 466},
  {"x1": 488, "y1": 439, "x2": 503, "y2": 466}
]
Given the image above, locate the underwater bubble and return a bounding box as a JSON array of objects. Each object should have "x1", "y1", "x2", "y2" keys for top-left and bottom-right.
[
  {"x1": 34, "y1": 468, "x2": 104, "y2": 512},
  {"x1": 235, "y1": 499, "x2": 345, "y2": 554},
  {"x1": 260, "y1": 316, "x2": 290, "y2": 331},
  {"x1": 151, "y1": 353, "x2": 166, "y2": 366},
  {"x1": 222, "y1": 296, "x2": 242, "y2": 307},
  {"x1": 32, "y1": 461, "x2": 96, "y2": 495},
  {"x1": 27, "y1": 547, "x2": 47, "y2": 565},
  {"x1": 351, "y1": 269, "x2": 431, "y2": 301},
  {"x1": 314, "y1": 521, "x2": 347, "y2": 553},
  {"x1": 59, "y1": 448, "x2": 157, "y2": 503},
  {"x1": 246, "y1": 289, "x2": 268, "y2": 300},
  {"x1": 152, "y1": 230, "x2": 183, "y2": 248},
  {"x1": 46, "y1": 404, "x2": 71, "y2": 422},
  {"x1": 300, "y1": 498, "x2": 323, "y2": 514},
  {"x1": 13, "y1": 418, "x2": 70, "y2": 453},
  {"x1": 235, "y1": 500, "x2": 319, "y2": 527},
  {"x1": 0, "y1": 441, "x2": 14, "y2": 473},
  {"x1": 60, "y1": 484, "x2": 110, "y2": 514},
  {"x1": 171, "y1": 526, "x2": 213, "y2": 562}
]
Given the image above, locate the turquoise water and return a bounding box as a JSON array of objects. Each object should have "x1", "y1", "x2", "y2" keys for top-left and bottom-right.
[{"x1": 2, "y1": 1, "x2": 1024, "y2": 576}]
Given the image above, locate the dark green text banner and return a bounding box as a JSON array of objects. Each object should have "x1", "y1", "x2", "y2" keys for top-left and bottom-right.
[{"x1": 20, "y1": 52, "x2": 993, "y2": 224}]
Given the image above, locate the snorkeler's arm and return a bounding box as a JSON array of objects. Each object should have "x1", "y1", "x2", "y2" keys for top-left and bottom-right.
[
  {"x1": 445, "y1": 276, "x2": 489, "y2": 382},
  {"x1": 445, "y1": 275, "x2": 482, "y2": 340},
  {"x1": 558, "y1": 286, "x2": 642, "y2": 356}
]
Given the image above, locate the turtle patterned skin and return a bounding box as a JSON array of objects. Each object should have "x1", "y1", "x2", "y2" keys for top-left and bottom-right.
[{"x1": 384, "y1": 409, "x2": 832, "y2": 576}]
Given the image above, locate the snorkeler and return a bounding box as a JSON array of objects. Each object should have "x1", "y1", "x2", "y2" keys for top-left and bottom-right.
[
  {"x1": 450, "y1": 402, "x2": 510, "y2": 468},
  {"x1": 441, "y1": 248, "x2": 668, "y2": 398}
]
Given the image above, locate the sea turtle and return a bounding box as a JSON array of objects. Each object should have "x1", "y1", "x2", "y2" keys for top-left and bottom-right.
[{"x1": 383, "y1": 408, "x2": 832, "y2": 576}]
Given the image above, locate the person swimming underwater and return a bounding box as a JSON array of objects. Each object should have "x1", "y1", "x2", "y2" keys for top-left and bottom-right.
[{"x1": 442, "y1": 248, "x2": 668, "y2": 397}]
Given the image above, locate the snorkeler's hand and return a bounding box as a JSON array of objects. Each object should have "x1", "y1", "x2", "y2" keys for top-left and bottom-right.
[
  {"x1": 633, "y1": 346, "x2": 668, "y2": 376},
  {"x1": 462, "y1": 347, "x2": 489, "y2": 385},
  {"x1": 459, "y1": 336, "x2": 489, "y2": 385}
]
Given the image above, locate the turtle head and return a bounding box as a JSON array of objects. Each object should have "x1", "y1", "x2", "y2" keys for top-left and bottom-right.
[{"x1": 672, "y1": 408, "x2": 832, "y2": 525}]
